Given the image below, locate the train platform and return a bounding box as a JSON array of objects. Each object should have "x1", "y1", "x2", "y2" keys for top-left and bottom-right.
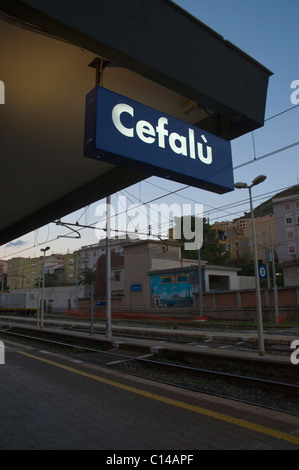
[{"x1": 1, "y1": 335, "x2": 299, "y2": 451}]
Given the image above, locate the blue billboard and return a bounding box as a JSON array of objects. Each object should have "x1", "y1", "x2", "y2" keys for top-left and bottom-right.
[{"x1": 84, "y1": 87, "x2": 234, "y2": 194}]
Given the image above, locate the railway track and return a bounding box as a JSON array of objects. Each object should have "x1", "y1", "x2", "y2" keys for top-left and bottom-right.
[
  {"x1": 1, "y1": 326, "x2": 298, "y2": 417},
  {"x1": 0, "y1": 314, "x2": 297, "y2": 356}
]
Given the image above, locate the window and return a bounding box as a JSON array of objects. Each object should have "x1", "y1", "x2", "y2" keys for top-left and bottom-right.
[
  {"x1": 286, "y1": 216, "x2": 293, "y2": 224},
  {"x1": 160, "y1": 276, "x2": 171, "y2": 284},
  {"x1": 114, "y1": 271, "x2": 121, "y2": 282},
  {"x1": 287, "y1": 229, "x2": 294, "y2": 239},
  {"x1": 288, "y1": 244, "x2": 296, "y2": 254},
  {"x1": 284, "y1": 203, "x2": 291, "y2": 210},
  {"x1": 295, "y1": 201, "x2": 299, "y2": 209}
]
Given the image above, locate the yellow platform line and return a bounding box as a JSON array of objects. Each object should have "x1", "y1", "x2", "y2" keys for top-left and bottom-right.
[{"x1": 9, "y1": 346, "x2": 299, "y2": 447}]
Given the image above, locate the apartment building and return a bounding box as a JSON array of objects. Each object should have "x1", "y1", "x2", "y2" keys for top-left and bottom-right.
[
  {"x1": 7, "y1": 253, "x2": 69, "y2": 289},
  {"x1": 272, "y1": 193, "x2": 299, "y2": 262},
  {"x1": 213, "y1": 214, "x2": 276, "y2": 263},
  {"x1": 212, "y1": 222, "x2": 250, "y2": 260},
  {"x1": 243, "y1": 214, "x2": 276, "y2": 263},
  {"x1": 6, "y1": 257, "x2": 43, "y2": 289},
  {"x1": 78, "y1": 238, "x2": 131, "y2": 272},
  {"x1": 64, "y1": 252, "x2": 81, "y2": 285},
  {"x1": 0, "y1": 260, "x2": 7, "y2": 290}
]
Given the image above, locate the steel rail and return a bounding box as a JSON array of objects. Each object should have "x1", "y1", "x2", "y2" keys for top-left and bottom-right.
[{"x1": 1, "y1": 328, "x2": 298, "y2": 407}]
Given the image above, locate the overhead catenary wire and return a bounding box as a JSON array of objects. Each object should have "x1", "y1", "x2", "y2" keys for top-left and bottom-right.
[
  {"x1": 1, "y1": 101, "x2": 299, "y2": 260},
  {"x1": 1, "y1": 181, "x2": 297, "y2": 260},
  {"x1": 233, "y1": 140, "x2": 299, "y2": 170}
]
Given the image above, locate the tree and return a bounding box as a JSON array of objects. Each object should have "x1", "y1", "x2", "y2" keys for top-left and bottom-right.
[
  {"x1": 34, "y1": 272, "x2": 58, "y2": 287},
  {"x1": 44, "y1": 273, "x2": 59, "y2": 287},
  {"x1": 79, "y1": 267, "x2": 96, "y2": 287},
  {"x1": 176, "y1": 216, "x2": 229, "y2": 265}
]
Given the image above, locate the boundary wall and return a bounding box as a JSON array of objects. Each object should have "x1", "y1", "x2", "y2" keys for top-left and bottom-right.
[{"x1": 194, "y1": 287, "x2": 299, "y2": 322}]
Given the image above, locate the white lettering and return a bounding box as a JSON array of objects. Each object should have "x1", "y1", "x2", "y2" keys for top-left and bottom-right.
[
  {"x1": 136, "y1": 120, "x2": 155, "y2": 144},
  {"x1": 290, "y1": 80, "x2": 299, "y2": 105},
  {"x1": 156, "y1": 117, "x2": 169, "y2": 148},
  {"x1": 290, "y1": 339, "x2": 299, "y2": 365},
  {"x1": 189, "y1": 128, "x2": 196, "y2": 159},
  {"x1": 169, "y1": 132, "x2": 187, "y2": 156},
  {"x1": 106, "y1": 455, "x2": 141, "y2": 467},
  {"x1": 0, "y1": 340, "x2": 4, "y2": 364},
  {"x1": 181, "y1": 205, "x2": 203, "y2": 250},
  {"x1": 95, "y1": 197, "x2": 204, "y2": 250},
  {"x1": 95, "y1": 202, "x2": 116, "y2": 240},
  {"x1": 149, "y1": 203, "x2": 182, "y2": 238},
  {"x1": 197, "y1": 140, "x2": 213, "y2": 164},
  {"x1": 112, "y1": 103, "x2": 134, "y2": 137},
  {"x1": 127, "y1": 203, "x2": 148, "y2": 237},
  {"x1": 111, "y1": 102, "x2": 213, "y2": 164},
  {"x1": 0, "y1": 80, "x2": 4, "y2": 104}
]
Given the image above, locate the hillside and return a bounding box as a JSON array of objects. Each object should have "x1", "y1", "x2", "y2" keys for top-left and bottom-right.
[{"x1": 235, "y1": 184, "x2": 299, "y2": 221}]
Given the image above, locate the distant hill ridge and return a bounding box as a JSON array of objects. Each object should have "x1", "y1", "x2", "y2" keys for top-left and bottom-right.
[{"x1": 234, "y1": 184, "x2": 299, "y2": 221}]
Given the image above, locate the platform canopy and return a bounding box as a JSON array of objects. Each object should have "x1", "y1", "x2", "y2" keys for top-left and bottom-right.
[{"x1": 0, "y1": 0, "x2": 272, "y2": 245}]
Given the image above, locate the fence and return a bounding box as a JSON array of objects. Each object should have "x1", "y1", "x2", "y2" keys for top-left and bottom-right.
[{"x1": 194, "y1": 286, "x2": 299, "y2": 322}]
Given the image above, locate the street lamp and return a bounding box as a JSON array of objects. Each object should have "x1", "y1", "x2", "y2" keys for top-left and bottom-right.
[
  {"x1": 40, "y1": 246, "x2": 50, "y2": 328},
  {"x1": 234, "y1": 175, "x2": 267, "y2": 356}
]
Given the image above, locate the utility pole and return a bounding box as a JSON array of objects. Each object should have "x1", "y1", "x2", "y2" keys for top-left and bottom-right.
[
  {"x1": 198, "y1": 244, "x2": 203, "y2": 316},
  {"x1": 40, "y1": 246, "x2": 50, "y2": 328},
  {"x1": 263, "y1": 232, "x2": 271, "y2": 289},
  {"x1": 235, "y1": 176, "x2": 266, "y2": 356},
  {"x1": 75, "y1": 253, "x2": 79, "y2": 313},
  {"x1": 106, "y1": 195, "x2": 112, "y2": 338},
  {"x1": 91, "y1": 56, "x2": 112, "y2": 338},
  {"x1": 90, "y1": 281, "x2": 94, "y2": 335},
  {"x1": 270, "y1": 226, "x2": 279, "y2": 323}
]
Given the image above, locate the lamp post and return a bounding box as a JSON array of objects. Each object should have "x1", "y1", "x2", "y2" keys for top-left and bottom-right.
[
  {"x1": 106, "y1": 195, "x2": 112, "y2": 338},
  {"x1": 234, "y1": 175, "x2": 266, "y2": 356},
  {"x1": 40, "y1": 246, "x2": 50, "y2": 328}
]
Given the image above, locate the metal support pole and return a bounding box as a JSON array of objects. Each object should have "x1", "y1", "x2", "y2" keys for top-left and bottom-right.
[
  {"x1": 41, "y1": 254, "x2": 46, "y2": 329},
  {"x1": 106, "y1": 195, "x2": 112, "y2": 338},
  {"x1": 39, "y1": 246, "x2": 50, "y2": 328},
  {"x1": 270, "y1": 226, "x2": 279, "y2": 323},
  {"x1": 198, "y1": 244, "x2": 203, "y2": 316},
  {"x1": 249, "y1": 187, "x2": 265, "y2": 355},
  {"x1": 75, "y1": 254, "x2": 78, "y2": 314},
  {"x1": 37, "y1": 276, "x2": 41, "y2": 328},
  {"x1": 263, "y1": 232, "x2": 271, "y2": 289},
  {"x1": 90, "y1": 283, "x2": 94, "y2": 335}
]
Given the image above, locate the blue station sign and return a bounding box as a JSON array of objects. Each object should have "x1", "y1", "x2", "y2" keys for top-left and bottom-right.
[
  {"x1": 130, "y1": 283, "x2": 143, "y2": 292},
  {"x1": 84, "y1": 87, "x2": 234, "y2": 194}
]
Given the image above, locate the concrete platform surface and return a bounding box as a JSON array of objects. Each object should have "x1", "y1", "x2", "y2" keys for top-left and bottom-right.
[{"x1": 0, "y1": 338, "x2": 298, "y2": 450}]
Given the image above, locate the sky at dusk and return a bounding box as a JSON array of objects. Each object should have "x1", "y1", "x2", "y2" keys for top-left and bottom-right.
[{"x1": 1, "y1": 0, "x2": 298, "y2": 260}]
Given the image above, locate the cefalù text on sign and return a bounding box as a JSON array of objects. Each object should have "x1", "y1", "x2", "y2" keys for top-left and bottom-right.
[{"x1": 84, "y1": 87, "x2": 234, "y2": 194}]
